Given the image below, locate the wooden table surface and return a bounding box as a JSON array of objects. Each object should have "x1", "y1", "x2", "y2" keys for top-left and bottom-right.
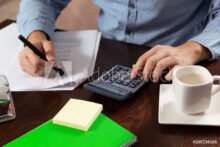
[{"x1": 1, "y1": 20, "x2": 220, "y2": 147}]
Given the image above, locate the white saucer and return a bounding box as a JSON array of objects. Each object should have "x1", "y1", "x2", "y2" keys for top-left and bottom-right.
[{"x1": 159, "y1": 84, "x2": 220, "y2": 126}]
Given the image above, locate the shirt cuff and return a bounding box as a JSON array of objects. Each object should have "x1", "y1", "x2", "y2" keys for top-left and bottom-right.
[
  {"x1": 189, "y1": 30, "x2": 220, "y2": 61},
  {"x1": 17, "y1": 18, "x2": 55, "y2": 40}
]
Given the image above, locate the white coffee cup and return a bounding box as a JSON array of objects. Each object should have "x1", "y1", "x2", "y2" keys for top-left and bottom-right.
[{"x1": 172, "y1": 65, "x2": 220, "y2": 114}]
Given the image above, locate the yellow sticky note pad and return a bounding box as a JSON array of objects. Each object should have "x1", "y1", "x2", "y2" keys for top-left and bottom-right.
[{"x1": 53, "y1": 98, "x2": 103, "y2": 131}]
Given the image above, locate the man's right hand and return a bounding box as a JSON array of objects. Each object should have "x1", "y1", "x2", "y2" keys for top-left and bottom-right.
[{"x1": 19, "y1": 31, "x2": 56, "y2": 76}]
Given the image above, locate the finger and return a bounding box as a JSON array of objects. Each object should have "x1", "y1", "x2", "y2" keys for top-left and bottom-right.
[
  {"x1": 19, "y1": 52, "x2": 28, "y2": 73},
  {"x1": 20, "y1": 55, "x2": 37, "y2": 76},
  {"x1": 131, "y1": 47, "x2": 158, "y2": 78},
  {"x1": 132, "y1": 64, "x2": 135, "y2": 69},
  {"x1": 153, "y1": 57, "x2": 177, "y2": 82},
  {"x1": 131, "y1": 64, "x2": 141, "y2": 79},
  {"x1": 20, "y1": 53, "x2": 44, "y2": 76},
  {"x1": 142, "y1": 53, "x2": 169, "y2": 81},
  {"x1": 26, "y1": 57, "x2": 45, "y2": 76},
  {"x1": 42, "y1": 40, "x2": 56, "y2": 62},
  {"x1": 131, "y1": 64, "x2": 139, "y2": 78},
  {"x1": 34, "y1": 67, "x2": 45, "y2": 76},
  {"x1": 165, "y1": 65, "x2": 182, "y2": 81},
  {"x1": 24, "y1": 48, "x2": 45, "y2": 69}
]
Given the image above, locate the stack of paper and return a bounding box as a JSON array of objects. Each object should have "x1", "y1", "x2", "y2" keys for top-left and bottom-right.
[{"x1": 0, "y1": 23, "x2": 101, "y2": 91}]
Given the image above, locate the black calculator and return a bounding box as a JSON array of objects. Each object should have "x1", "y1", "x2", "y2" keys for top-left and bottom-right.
[{"x1": 84, "y1": 65, "x2": 146, "y2": 101}]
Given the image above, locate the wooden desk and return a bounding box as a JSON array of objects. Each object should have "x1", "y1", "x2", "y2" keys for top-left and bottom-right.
[{"x1": 1, "y1": 20, "x2": 220, "y2": 147}]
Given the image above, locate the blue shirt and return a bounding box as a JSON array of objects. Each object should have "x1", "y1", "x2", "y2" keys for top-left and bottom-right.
[{"x1": 17, "y1": 0, "x2": 220, "y2": 60}]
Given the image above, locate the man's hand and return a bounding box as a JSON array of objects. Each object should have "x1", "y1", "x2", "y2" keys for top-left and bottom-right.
[
  {"x1": 131, "y1": 41, "x2": 212, "y2": 82},
  {"x1": 19, "y1": 31, "x2": 56, "y2": 76}
]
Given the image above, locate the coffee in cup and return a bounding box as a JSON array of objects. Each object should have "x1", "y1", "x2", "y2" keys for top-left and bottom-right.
[{"x1": 172, "y1": 66, "x2": 220, "y2": 114}]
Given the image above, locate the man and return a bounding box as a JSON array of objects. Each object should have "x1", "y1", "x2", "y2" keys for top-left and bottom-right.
[{"x1": 17, "y1": 0, "x2": 220, "y2": 82}]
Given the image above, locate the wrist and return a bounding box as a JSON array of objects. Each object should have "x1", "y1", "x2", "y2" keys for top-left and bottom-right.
[
  {"x1": 178, "y1": 41, "x2": 212, "y2": 63},
  {"x1": 28, "y1": 30, "x2": 48, "y2": 42}
]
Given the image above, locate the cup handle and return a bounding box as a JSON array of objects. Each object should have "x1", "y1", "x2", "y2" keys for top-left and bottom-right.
[{"x1": 212, "y1": 76, "x2": 220, "y2": 95}]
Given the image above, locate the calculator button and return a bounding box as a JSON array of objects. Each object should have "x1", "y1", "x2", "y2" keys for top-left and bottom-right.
[
  {"x1": 123, "y1": 73, "x2": 130, "y2": 79},
  {"x1": 122, "y1": 67, "x2": 129, "y2": 71},
  {"x1": 114, "y1": 66, "x2": 121, "y2": 71},
  {"x1": 105, "y1": 80, "x2": 112, "y2": 84},
  {"x1": 108, "y1": 71, "x2": 113, "y2": 77},
  {"x1": 119, "y1": 76, "x2": 126, "y2": 81},
  {"x1": 135, "y1": 80, "x2": 142, "y2": 85},
  {"x1": 124, "y1": 78, "x2": 132, "y2": 83},
  {"x1": 108, "y1": 78, "x2": 113, "y2": 82},
  {"x1": 128, "y1": 83, "x2": 136, "y2": 88},
  {"x1": 136, "y1": 80, "x2": 142, "y2": 84},
  {"x1": 138, "y1": 72, "x2": 143, "y2": 77},
  {"x1": 115, "y1": 80, "x2": 122, "y2": 84},
  {"x1": 103, "y1": 75, "x2": 109, "y2": 80},
  {"x1": 122, "y1": 82, "x2": 129, "y2": 86},
  {"x1": 112, "y1": 78, "x2": 118, "y2": 82},
  {"x1": 135, "y1": 75, "x2": 143, "y2": 81},
  {"x1": 112, "y1": 74, "x2": 119, "y2": 81},
  {"x1": 131, "y1": 81, "x2": 138, "y2": 85},
  {"x1": 119, "y1": 70, "x2": 126, "y2": 75},
  {"x1": 112, "y1": 71, "x2": 118, "y2": 76}
]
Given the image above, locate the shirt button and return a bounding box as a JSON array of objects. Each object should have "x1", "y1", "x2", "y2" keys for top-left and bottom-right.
[
  {"x1": 126, "y1": 29, "x2": 132, "y2": 35},
  {"x1": 129, "y1": 3, "x2": 135, "y2": 8}
]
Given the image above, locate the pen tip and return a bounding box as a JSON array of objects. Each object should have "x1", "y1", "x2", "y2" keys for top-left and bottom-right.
[{"x1": 59, "y1": 69, "x2": 64, "y2": 76}]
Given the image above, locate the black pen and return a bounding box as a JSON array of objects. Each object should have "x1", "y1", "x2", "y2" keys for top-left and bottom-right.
[{"x1": 18, "y1": 35, "x2": 64, "y2": 76}]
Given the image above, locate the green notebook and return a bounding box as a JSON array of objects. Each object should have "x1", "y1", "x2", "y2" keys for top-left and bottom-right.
[{"x1": 4, "y1": 114, "x2": 137, "y2": 147}]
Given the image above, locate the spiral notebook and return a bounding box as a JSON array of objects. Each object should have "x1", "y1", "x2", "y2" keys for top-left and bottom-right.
[{"x1": 4, "y1": 114, "x2": 137, "y2": 147}]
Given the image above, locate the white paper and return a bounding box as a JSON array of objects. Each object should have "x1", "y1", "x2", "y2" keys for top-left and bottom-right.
[
  {"x1": 0, "y1": 24, "x2": 101, "y2": 91},
  {"x1": 0, "y1": 23, "x2": 22, "y2": 75}
]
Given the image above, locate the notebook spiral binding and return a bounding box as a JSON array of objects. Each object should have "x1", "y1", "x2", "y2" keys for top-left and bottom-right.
[{"x1": 121, "y1": 136, "x2": 138, "y2": 147}]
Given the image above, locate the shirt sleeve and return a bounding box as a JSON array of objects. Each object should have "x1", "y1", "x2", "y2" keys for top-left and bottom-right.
[
  {"x1": 190, "y1": 0, "x2": 220, "y2": 60},
  {"x1": 17, "y1": 0, "x2": 71, "y2": 39}
]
